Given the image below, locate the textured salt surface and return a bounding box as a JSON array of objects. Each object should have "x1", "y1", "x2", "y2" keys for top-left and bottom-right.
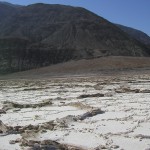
[{"x1": 0, "y1": 75, "x2": 150, "y2": 149}]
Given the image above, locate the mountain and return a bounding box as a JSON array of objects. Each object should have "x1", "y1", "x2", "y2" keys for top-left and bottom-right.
[
  {"x1": 0, "y1": 1, "x2": 21, "y2": 7},
  {"x1": 0, "y1": 3, "x2": 149, "y2": 74},
  {"x1": 116, "y1": 24, "x2": 150, "y2": 46}
]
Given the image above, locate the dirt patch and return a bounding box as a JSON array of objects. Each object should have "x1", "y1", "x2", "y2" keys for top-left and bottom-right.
[
  {"x1": 2, "y1": 99, "x2": 52, "y2": 111},
  {"x1": 8, "y1": 133, "x2": 85, "y2": 150},
  {"x1": 78, "y1": 93, "x2": 104, "y2": 99},
  {"x1": 0, "y1": 120, "x2": 12, "y2": 134},
  {"x1": 0, "y1": 120, "x2": 55, "y2": 135},
  {"x1": 20, "y1": 139, "x2": 84, "y2": 150},
  {"x1": 115, "y1": 87, "x2": 150, "y2": 94},
  {"x1": 56, "y1": 108, "x2": 105, "y2": 127},
  {"x1": 56, "y1": 115, "x2": 77, "y2": 128},
  {"x1": 93, "y1": 83, "x2": 104, "y2": 90},
  {"x1": 140, "y1": 89, "x2": 150, "y2": 93},
  {"x1": 56, "y1": 108, "x2": 104, "y2": 125},
  {"x1": 135, "y1": 134, "x2": 150, "y2": 139},
  {"x1": 68, "y1": 102, "x2": 92, "y2": 110},
  {"x1": 115, "y1": 87, "x2": 140, "y2": 93},
  {"x1": 23, "y1": 87, "x2": 49, "y2": 91},
  {"x1": 78, "y1": 108, "x2": 105, "y2": 120},
  {"x1": 2, "y1": 56, "x2": 150, "y2": 79},
  {"x1": 0, "y1": 109, "x2": 6, "y2": 114}
]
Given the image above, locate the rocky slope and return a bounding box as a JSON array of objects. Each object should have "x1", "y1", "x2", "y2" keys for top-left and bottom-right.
[
  {"x1": 0, "y1": 2, "x2": 149, "y2": 73},
  {"x1": 116, "y1": 24, "x2": 150, "y2": 46}
]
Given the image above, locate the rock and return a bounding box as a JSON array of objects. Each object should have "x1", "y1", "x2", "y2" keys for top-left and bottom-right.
[
  {"x1": 13, "y1": 126, "x2": 22, "y2": 132},
  {"x1": 0, "y1": 120, "x2": 9, "y2": 133},
  {"x1": 91, "y1": 108, "x2": 104, "y2": 115},
  {"x1": 41, "y1": 121, "x2": 54, "y2": 130},
  {"x1": 135, "y1": 134, "x2": 150, "y2": 139},
  {"x1": 13, "y1": 108, "x2": 21, "y2": 112},
  {"x1": 40, "y1": 140, "x2": 46, "y2": 145},
  {"x1": 15, "y1": 138, "x2": 21, "y2": 143},
  {"x1": 2, "y1": 100, "x2": 52, "y2": 110},
  {"x1": 40, "y1": 145, "x2": 59, "y2": 150},
  {"x1": 115, "y1": 87, "x2": 140, "y2": 93},
  {"x1": 140, "y1": 90, "x2": 150, "y2": 93},
  {"x1": 78, "y1": 93, "x2": 104, "y2": 99},
  {"x1": 78, "y1": 108, "x2": 104, "y2": 120},
  {"x1": 111, "y1": 145, "x2": 119, "y2": 149},
  {"x1": 56, "y1": 115, "x2": 77, "y2": 127},
  {"x1": 28, "y1": 140, "x2": 36, "y2": 147},
  {"x1": 26, "y1": 148, "x2": 33, "y2": 150},
  {"x1": 69, "y1": 102, "x2": 92, "y2": 110},
  {"x1": 33, "y1": 143, "x2": 40, "y2": 150},
  {"x1": 20, "y1": 139, "x2": 28, "y2": 146},
  {"x1": 23, "y1": 124, "x2": 39, "y2": 132},
  {"x1": 41, "y1": 129, "x2": 47, "y2": 133},
  {"x1": 0, "y1": 109, "x2": 6, "y2": 114},
  {"x1": 40, "y1": 140, "x2": 55, "y2": 145},
  {"x1": 95, "y1": 145, "x2": 108, "y2": 149},
  {"x1": 19, "y1": 127, "x2": 24, "y2": 133},
  {"x1": 9, "y1": 140, "x2": 16, "y2": 144},
  {"x1": 40, "y1": 140, "x2": 69, "y2": 150}
]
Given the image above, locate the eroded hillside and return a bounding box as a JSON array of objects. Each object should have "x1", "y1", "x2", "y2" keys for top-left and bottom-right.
[{"x1": 0, "y1": 3, "x2": 150, "y2": 73}]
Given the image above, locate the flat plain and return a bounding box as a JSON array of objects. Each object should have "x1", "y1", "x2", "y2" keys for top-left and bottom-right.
[{"x1": 0, "y1": 70, "x2": 150, "y2": 150}]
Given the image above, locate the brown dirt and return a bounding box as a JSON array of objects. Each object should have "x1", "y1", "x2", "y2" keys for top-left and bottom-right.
[{"x1": 1, "y1": 56, "x2": 150, "y2": 79}]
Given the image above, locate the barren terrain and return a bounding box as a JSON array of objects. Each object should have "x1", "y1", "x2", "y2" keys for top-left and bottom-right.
[
  {"x1": 0, "y1": 70, "x2": 150, "y2": 149},
  {"x1": 1, "y1": 56, "x2": 150, "y2": 79}
]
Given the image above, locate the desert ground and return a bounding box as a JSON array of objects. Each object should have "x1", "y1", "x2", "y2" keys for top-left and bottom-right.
[
  {"x1": 0, "y1": 57, "x2": 150, "y2": 150},
  {"x1": 1, "y1": 56, "x2": 150, "y2": 79}
]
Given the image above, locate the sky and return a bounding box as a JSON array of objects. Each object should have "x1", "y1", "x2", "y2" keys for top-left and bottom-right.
[{"x1": 1, "y1": 0, "x2": 150, "y2": 36}]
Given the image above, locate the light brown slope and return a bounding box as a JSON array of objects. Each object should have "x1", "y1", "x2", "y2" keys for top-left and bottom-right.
[{"x1": 1, "y1": 56, "x2": 150, "y2": 79}]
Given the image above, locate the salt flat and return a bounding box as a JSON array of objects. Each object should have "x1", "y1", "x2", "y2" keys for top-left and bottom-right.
[{"x1": 0, "y1": 74, "x2": 150, "y2": 150}]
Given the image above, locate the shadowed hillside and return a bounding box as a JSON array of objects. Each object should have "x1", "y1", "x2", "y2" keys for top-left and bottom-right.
[
  {"x1": 116, "y1": 24, "x2": 150, "y2": 46},
  {"x1": 0, "y1": 3, "x2": 149, "y2": 74}
]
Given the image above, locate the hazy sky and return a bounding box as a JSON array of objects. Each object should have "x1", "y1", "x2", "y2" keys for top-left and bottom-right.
[{"x1": 1, "y1": 0, "x2": 150, "y2": 35}]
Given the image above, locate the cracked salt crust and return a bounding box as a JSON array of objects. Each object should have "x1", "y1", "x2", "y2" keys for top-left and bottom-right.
[
  {"x1": 0, "y1": 134, "x2": 21, "y2": 150},
  {"x1": 0, "y1": 75, "x2": 150, "y2": 149},
  {"x1": 111, "y1": 136, "x2": 150, "y2": 150},
  {"x1": 1, "y1": 106, "x2": 86, "y2": 126}
]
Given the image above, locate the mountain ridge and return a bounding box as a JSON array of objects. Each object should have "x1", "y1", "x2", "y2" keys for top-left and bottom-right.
[
  {"x1": 0, "y1": 2, "x2": 149, "y2": 74},
  {"x1": 116, "y1": 24, "x2": 150, "y2": 46}
]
